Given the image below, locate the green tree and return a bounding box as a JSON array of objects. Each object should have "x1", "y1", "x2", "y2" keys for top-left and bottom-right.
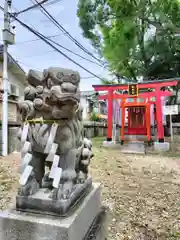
[{"x1": 77, "y1": 0, "x2": 180, "y2": 82}]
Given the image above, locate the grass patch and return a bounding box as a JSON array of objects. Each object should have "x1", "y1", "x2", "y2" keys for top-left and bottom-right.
[{"x1": 91, "y1": 137, "x2": 105, "y2": 148}]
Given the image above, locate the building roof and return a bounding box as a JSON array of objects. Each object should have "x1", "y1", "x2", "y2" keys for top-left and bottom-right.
[
  {"x1": 80, "y1": 90, "x2": 108, "y2": 97},
  {"x1": 0, "y1": 44, "x2": 27, "y2": 84},
  {"x1": 80, "y1": 90, "x2": 94, "y2": 97}
]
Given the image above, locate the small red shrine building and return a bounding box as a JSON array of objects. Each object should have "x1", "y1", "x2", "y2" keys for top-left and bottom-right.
[{"x1": 92, "y1": 79, "x2": 178, "y2": 144}]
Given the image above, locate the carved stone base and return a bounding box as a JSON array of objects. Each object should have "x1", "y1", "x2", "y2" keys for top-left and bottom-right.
[
  {"x1": 16, "y1": 177, "x2": 92, "y2": 216},
  {"x1": 83, "y1": 206, "x2": 108, "y2": 240},
  {"x1": 0, "y1": 183, "x2": 105, "y2": 240}
]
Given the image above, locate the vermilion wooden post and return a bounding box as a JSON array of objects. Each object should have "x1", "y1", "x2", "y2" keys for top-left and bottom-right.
[
  {"x1": 128, "y1": 107, "x2": 131, "y2": 134},
  {"x1": 145, "y1": 104, "x2": 151, "y2": 142},
  {"x1": 121, "y1": 105, "x2": 125, "y2": 143},
  {"x1": 107, "y1": 89, "x2": 113, "y2": 141},
  {"x1": 155, "y1": 88, "x2": 164, "y2": 142}
]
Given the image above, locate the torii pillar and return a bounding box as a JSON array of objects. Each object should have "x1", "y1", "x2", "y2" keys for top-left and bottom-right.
[
  {"x1": 107, "y1": 89, "x2": 113, "y2": 141},
  {"x1": 155, "y1": 87, "x2": 165, "y2": 142}
]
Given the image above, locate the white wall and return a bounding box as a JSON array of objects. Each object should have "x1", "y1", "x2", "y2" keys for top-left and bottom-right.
[
  {"x1": 80, "y1": 95, "x2": 89, "y2": 120},
  {"x1": 0, "y1": 62, "x2": 25, "y2": 101}
]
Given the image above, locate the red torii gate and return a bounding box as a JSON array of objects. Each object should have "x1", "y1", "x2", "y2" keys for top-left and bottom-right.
[{"x1": 93, "y1": 79, "x2": 178, "y2": 143}]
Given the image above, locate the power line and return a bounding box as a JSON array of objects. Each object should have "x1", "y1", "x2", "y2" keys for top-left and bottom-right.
[
  {"x1": 44, "y1": 0, "x2": 62, "y2": 6},
  {"x1": 18, "y1": 39, "x2": 103, "y2": 66},
  {"x1": 19, "y1": 61, "x2": 100, "y2": 80},
  {"x1": 11, "y1": 4, "x2": 19, "y2": 12},
  {"x1": 81, "y1": 76, "x2": 96, "y2": 79},
  {"x1": 16, "y1": 60, "x2": 41, "y2": 71},
  {"x1": 10, "y1": 11, "x2": 102, "y2": 66},
  {"x1": 0, "y1": 7, "x2": 103, "y2": 80},
  {"x1": 18, "y1": 61, "x2": 100, "y2": 80},
  {"x1": 9, "y1": 3, "x2": 103, "y2": 66},
  {"x1": 13, "y1": 0, "x2": 49, "y2": 16},
  {"x1": 14, "y1": 33, "x2": 102, "y2": 66},
  {"x1": 21, "y1": 49, "x2": 55, "y2": 58},
  {"x1": 15, "y1": 33, "x2": 62, "y2": 44},
  {"x1": 42, "y1": 37, "x2": 103, "y2": 66},
  {"x1": 17, "y1": 60, "x2": 99, "y2": 79},
  {"x1": 31, "y1": 0, "x2": 104, "y2": 65}
]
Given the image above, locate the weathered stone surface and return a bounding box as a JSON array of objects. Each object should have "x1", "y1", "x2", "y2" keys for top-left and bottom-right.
[
  {"x1": 16, "y1": 67, "x2": 94, "y2": 214},
  {"x1": 0, "y1": 68, "x2": 107, "y2": 240},
  {"x1": 16, "y1": 177, "x2": 92, "y2": 216},
  {"x1": 103, "y1": 141, "x2": 119, "y2": 148},
  {"x1": 83, "y1": 205, "x2": 108, "y2": 240},
  {"x1": 0, "y1": 183, "x2": 103, "y2": 240},
  {"x1": 103, "y1": 141, "x2": 145, "y2": 154},
  {"x1": 120, "y1": 142, "x2": 145, "y2": 154}
]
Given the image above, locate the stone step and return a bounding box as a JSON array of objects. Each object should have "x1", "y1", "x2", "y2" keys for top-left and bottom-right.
[{"x1": 120, "y1": 141, "x2": 145, "y2": 154}]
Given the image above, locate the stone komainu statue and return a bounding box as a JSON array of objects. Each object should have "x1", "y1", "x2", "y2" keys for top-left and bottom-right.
[{"x1": 16, "y1": 67, "x2": 93, "y2": 214}]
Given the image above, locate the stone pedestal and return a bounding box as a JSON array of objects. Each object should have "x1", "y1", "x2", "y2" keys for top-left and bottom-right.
[
  {"x1": 154, "y1": 141, "x2": 170, "y2": 152},
  {"x1": 16, "y1": 178, "x2": 92, "y2": 216},
  {"x1": 0, "y1": 183, "x2": 106, "y2": 240},
  {"x1": 103, "y1": 141, "x2": 119, "y2": 148},
  {"x1": 120, "y1": 142, "x2": 145, "y2": 154}
]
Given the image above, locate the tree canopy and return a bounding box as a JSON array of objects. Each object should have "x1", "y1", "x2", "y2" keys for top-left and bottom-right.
[{"x1": 77, "y1": 0, "x2": 180, "y2": 82}]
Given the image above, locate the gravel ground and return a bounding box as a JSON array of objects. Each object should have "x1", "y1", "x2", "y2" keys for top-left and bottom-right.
[
  {"x1": 0, "y1": 152, "x2": 20, "y2": 210},
  {"x1": 91, "y1": 138, "x2": 180, "y2": 239},
  {"x1": 0, "y1": 141, "x2": 180, "y2": 239}
]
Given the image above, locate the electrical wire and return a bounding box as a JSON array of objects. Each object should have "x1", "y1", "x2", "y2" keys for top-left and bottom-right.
[
  {"x1": 21, "y1": 49, "x2": 55, "y2": 58},
  {"x1": 18, "y1": 60, "x2": 100, "y2": 79},
  {"x1": 14, "y1": 31, "x2": 102, "y2": 66},
  {"x1": 11, "y1": 4, "x2": 19, "y2": 13},
  {"x1": 11, "y1": 3, "x2": 103, "y2": 66},
  {"x1": 17, "y1": 59, "x2": 100, "y2": 76},
  {"x1": 31, "y1": 0, "x2": 104, "y2": 65},
  {"x1": 18, "y1": 38, "x2": 103, "y2": 66},
  {"x1": 13, "y1": 0, "x2": 49, "y2": 16},
  {"x1": 15, "y1": 33, "x2": 62, "y2": 44},
  {"x1": 2, "y1": 9, "x2": 103, "y2": 80},
  {"x1": 14, "y1": 33, "x2": 102, "y2": 66},
  {"x1": 43, "y1": 37, "x2": 103, "y2": 66},
  {"x1": 9, "y1": 3, "x2": 103, "y2": 67},
  {"x1": 44, "y1": 0, "x2": 62, "y2": 6},
  {"x1": 16, "y1": 60, "x2": 41, "y2": 71},
  {"x1": 81, "y1": 76, "x2": 96, "y2": 79}
]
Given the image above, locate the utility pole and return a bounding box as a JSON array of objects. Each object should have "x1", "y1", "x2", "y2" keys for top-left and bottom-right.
[{"x1": 2, "y1": 0, "x2": 15, "y2": 156}]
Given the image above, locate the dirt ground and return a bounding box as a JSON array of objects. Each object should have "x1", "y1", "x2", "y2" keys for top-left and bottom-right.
[
  {"x1": 91, "y1": 138, "x2": 180, "y2": 239},
  {"x1": 0, "y1": 152, "x2": 20, "y2": 210},
  {"x1": 0, "y1": 139, "x2": 180, "y2": 239}
]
